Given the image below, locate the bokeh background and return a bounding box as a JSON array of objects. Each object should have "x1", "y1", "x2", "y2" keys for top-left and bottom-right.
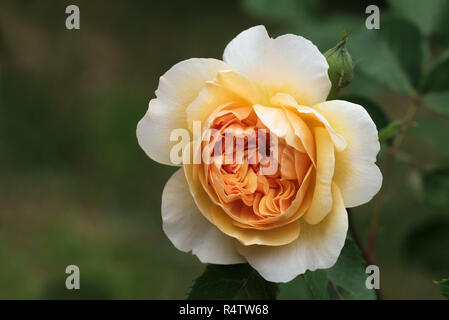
[{"x1": 0, "y1": 0, "x2": 448, "y2": 299}]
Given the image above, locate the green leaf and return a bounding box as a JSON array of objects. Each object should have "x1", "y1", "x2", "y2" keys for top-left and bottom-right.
[
  {"x1": 388, "y1": 0, "x2": 447, "y2": 36},
  {"x1": 303, "y1": 270, "x2": 330, "y2": 300},
  {"x1": 422, "y1": 92, "x2": 449, "y2": 117},
  {"x1": 420, "y1": 50, "x2": 449, "y2": 117},
  {"x1": 341, "y1": 95, "x2": 389, "y2": 130},
  {"x1": 281, "y1": 238, "x2": 376, "y2": 300},
  {"x1": 348, "y1": 16, "x2": 423, "y2": 95},
  {"x1": 435, "y1": 4, "x2": 449, "y2": 48},
  {"x1": 422, "y1": 167, "x2": 449, "y2": 208},
  {"x1": 378, "y1": 120, "x2": 401, "y2": 142},
  {"x1": 434, "y1": 278, "x2": 449, "y2": 299},
  {"x1": 187, "y1": 264, "x2": 279, "y2": 300},
  {"x1": 420, "y1": 50, "x2": 449, "y2": 93},
  {"x1": 327, "y1": 238, "x2": 376, "y2": 300}
]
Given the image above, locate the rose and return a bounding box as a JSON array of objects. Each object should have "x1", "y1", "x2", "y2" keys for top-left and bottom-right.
[{"x1": 137, "y1": 26, "x2": 382, "y2": 282}]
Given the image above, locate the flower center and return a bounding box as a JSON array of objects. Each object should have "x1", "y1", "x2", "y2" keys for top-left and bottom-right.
[{"x1": 200, "y1": 105, "x2": 312, "y2": 227}]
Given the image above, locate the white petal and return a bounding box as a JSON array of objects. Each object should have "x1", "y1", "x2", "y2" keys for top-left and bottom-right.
[
  {"x1": 313, "y1": 100, "x2": 383, "y2": 207},
  {"x1": 137, "y1": 58, "x2": 230, "y2": 165},
  {"x1": 162, "y1": 168, "x2": 244, "y2": 264},
  {"x1": 237, "y1": 183, "x2": 348, "y2": 283},
  {"x1": 223, "y1": 25, "x2": 331, "y2": 106}
]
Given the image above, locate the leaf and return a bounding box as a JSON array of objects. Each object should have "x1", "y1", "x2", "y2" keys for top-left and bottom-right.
[
  {"x1": 281, "y1": 238, "x2": 376, "y2": 300},
  {"x1": 348, "y1": 16, "x2": 423, "y2": 95},
  {"x1": 422, "y1": 92, "x2": 449, "y2": 117},
  {"x1": 341, "y1": 95, "x2": 389, "y2": 130},
  {"x1": 187, "y1": 264, "x2": 279, "y2": 300},
  {"x1": 420, "y1": 51, "x2": 449, "y2": 116},
  {"x1": 303, "y1": 270, "x2": 329, "y2": 300},
  {"x1": 388, "y1": 0, "x2": 447, "y2": 36},
  {"x1": 408, "y1": 114, "x2": 449, "y2": 164},
  {"x1": 422, "y1": 167, "x2": 449, "y2": 208},
  {"x1": 435, "y1": 4, "x2": 449, "y2": 48},
  {"x1": 378, "y1": 120, "x2": 401, "y2": 142},
  {"x1": 327, "y1": 238, "x2": 377, "y2": 300},
  {"x1": 420, "y1": 50, "x2": 449, "y2": 93},
  {"x1": 434, "y1": 278, "x2": 449, "y2": 299}
]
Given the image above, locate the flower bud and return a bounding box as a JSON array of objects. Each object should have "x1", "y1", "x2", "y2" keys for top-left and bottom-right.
[{"x1": 324, "y1": 35, "x2": 354, "y2": 100}]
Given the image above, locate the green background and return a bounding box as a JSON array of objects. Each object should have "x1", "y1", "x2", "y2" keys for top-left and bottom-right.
[{"x1": 0, "y1": 0, "x2": 448, "y2": 299}]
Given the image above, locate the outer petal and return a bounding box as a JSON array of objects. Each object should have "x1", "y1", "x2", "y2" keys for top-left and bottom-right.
[
  {"x1": 162, "y1": 168, "x2": 245, "y2": 264},
  {"x1": 137, "y1": 58, "x2": 230, "y2": 165},
  {"x1": 223, "y1": 25, "x2": 331, "y2": 106},
  {"x1": 313, "y1": 100, "x2": 382, "y2": 207},
  {"x1": 237, "y1": 183, "x2": 348, "y2": 283}
]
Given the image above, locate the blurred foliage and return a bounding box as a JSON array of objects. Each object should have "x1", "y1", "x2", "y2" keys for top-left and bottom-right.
[
  {"x1": 0, "y1": 0, "x2": 448, "y2": 299},
  {"x1": 0, "y1": 0, "x2": 256, "y2": 299}
]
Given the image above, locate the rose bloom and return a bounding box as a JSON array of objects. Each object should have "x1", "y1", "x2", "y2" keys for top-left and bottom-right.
[{"x1": 137, "y1": 26, "x2": 382, "y2": 282}]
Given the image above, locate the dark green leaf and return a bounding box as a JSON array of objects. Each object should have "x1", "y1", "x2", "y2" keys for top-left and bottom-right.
[
  {"x1": 280, "y1": 269, "x2": 330, "y2": 300},
  {"x1": 420, "y1": 50, "x2": 449, "y2": 116},
  {"x1": 303, "y1": 270, "x2": 329, "y2": 300},
  {"x1": 348, "y1": 16, "x2": 423, "y2": 95},
  {"x1": 434, "y1": 278, "x2": 449, "y2": 299},
  {"x1": 388, "y1": 0, "x2": 446, "y2": 36},
  {"x1": 435, "y1": 3, "x2": 449, "y2": 48},
  {"x1": 327, "y1": 238, "x2": 376, "y2": 300},
  {"x1": 422, "y1": 92, "x2": 449, "y2": 117},
  {"x1": 187, "y1": 264, "x2": 279, "y2": 300},
  {"x1": 420, "y1": 50, "x2": 449, "y2": 93},
  {"x1": 422, "y1": 167, "x2": 449, "y2": 208}
]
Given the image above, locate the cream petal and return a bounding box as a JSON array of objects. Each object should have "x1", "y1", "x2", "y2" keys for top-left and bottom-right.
[
  {"x1": 313, "y1": 100, "x2": 382, "y2": 207},
  {"x1": 303, "y1": 127, "x2": 335, "y2": 225},
  {"x1": 223, "y1": 25, "x2": 331, "y2": 106},
  {"x1": 137, "y1": 58, "x2": 230, "y2": 165},
  {"x1": 162, "y1": 168, "x2": 245, "y2": 264},
  {"x1": 237, "y1": 183, "x2": 348, "y2": 283}
]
